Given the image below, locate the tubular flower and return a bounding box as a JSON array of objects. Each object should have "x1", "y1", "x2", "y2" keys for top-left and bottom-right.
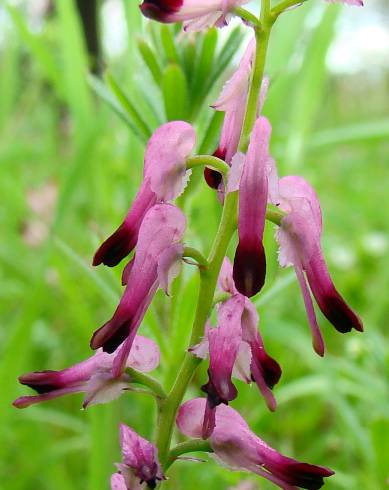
[
  {"x1": 205, "y1": 39, "x2": 269, "y2": 193},
  {"x1": 113, "y1": 424, "x2": 165, "y2": 490},
  {"x1": 192, "y1": 260, "x2": 281, "y2": 436},
  {"x1": 140, "y1": 0, "x2": 250, "y2": 32},
  {"x1": 276, "y1": 176, "x2": 363, "y2": 356},
  {"x1": 13, "y1": 335, "x2": 160, "y2": 409},
  {"x1": 91, "y1": 203, "x2": 186, "y2": 377},
  {"x1": 220, "y1": 257, "x2": 281, "y2": 408},
  {"x1": 93, "y1": 121, "x2": 195, "y2": 267},
  {"x1": 199, "y1": 295, "x2": 245, "y2": 438},
  {"x1": 233, "y1": 116, "x2": 271, "y2": 297},
  {"x1": 177, "y1": 398, "x2": 335, "y2": 490}
]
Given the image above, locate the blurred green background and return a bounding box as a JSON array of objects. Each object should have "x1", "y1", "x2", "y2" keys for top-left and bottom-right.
[{"x1": 1, "y1": 0, "x2": 388, "y2": 489}]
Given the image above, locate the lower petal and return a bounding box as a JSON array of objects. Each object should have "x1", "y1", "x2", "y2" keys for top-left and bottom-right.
[{"x1": 294, "y1": 265, "x2": 325, "y2": 356}]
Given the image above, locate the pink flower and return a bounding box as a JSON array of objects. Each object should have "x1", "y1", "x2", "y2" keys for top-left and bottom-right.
[
  {"x1": 140, "y1": 0, "x2": 250, "y2": 32},
  {"x1": 91, "y1": 203, "x2": 186, "y2": 377},
  {"x1": 276, "y1": 176, "x2": 363, "y2": 356},
  {"x1": 113, "y1": 424, "x2": 165, "y2": 489},
  {"x1": 192, "y1": 259, "x2": 281, "y2": 437},
  {"x1": 204, "y1": 41, "x2": 269, "y2": 194},
  {"x1": 13, "y1": 335, "x2": 160, "y2": 409},
  {"x1": 177, "y1": 398, "x2": 335, "y2": 490},
  {"x1": 233, "y1": 116, "x2": 271, "y2": 297},
  {"x1": 93, "y1": 122, "x2": 195, "y2": 267}
]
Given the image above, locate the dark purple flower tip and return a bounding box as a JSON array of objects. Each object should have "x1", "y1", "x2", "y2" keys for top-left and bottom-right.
[
  {"x1": 233, "y1": 240, "x2": 266, "y2": 298},
  {"x1": 137, "y1": 465, "x2": 162, "y2": 489},
  {"x1": 203, "y1": 147, "x2": 227, "y2": 190},
  {"x1": 140, "y1": 0, "x2": 183, "y2": 21},
  {"x1": 204, "y1": 167, "x2": 223, "y2": 190},
  {"x1": 90, "y1": 319, "x2": 131, "y2": 353},
  {"x1": 256, "y1": 350, "x2": 282, "y2": 389},
  {"x1": 270, "y1": 462, "x2": 335, "y2": 490},
  {"x1": 318, "y1": 288, "x2": 363, "y2": 334},
  {"x1": 201, "y1": 374, "x2": 237, "y2": 437},
  {"x1": 201, "y1": 399, "x2": 217, "y2": 440},
  {"x1": 18, "y1": 371, "x2": 62, "y2": 394},
  {"x1": 201, "y1": 370, "x2": 238, "y2": 408},
  {"x1": 93, "y1": 222, "x2": 137, "y2": 267}
]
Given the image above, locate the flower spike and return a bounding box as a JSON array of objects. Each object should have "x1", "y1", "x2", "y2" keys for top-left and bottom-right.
[
  {"x1": 177, "y1": 398, "x2": 335, "y2": 490},
  {"x1": 93, "y1": 122, "x2": 194, "y2": 267}
]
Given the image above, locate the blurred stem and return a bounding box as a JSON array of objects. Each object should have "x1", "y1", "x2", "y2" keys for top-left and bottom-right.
[
  {"x1": 186, "y1": 155, "x2": 230, "y2": 176},
  {"x1": 183, "y1": 247, "x2": 209, "y2": 269},
  {"x1": 156, "y1": 12, "x2": 274, "y2": 474},
  {"x1": 238, "y1": 25, "x2": 271, "y2": 152},
  {"x1": 271, "y1": 0, "x2": 308, "y2": 19},
  {"x1": 166, "y1": 440, "x2": 213, "y2": 470},
  {"x1": 127, "y1": 368, "x2": 167, "y2": 400},
  {"x1": 233, "y1": 7, "x2": 260, "y2": 26},
  {"x1": 266, "y1": 206, "x2": 286, "y2": 225}
]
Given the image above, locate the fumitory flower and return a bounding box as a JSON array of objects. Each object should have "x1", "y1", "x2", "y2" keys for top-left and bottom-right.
[
  {"x1": 177, "y1": 398, "x2": 335, "y2": 490},
  {"x1": 275, "y1": 176, "x2": 363, "y2": 356},
  {"x1": 140, "y1": 0, "x2": 250, "y2": 32},
  {"x1": 233, "y1": 116, "x2": 271, "y2": 297},
  {"x1": 191, "y1": 258, "x2": 281, "y2": 437},
  {"x1": 13, "y1": 335, "x2": 160, "y2": 409},
  {"x1": 93, "y1": 121, "x2": 195, "y2": 267},
  {"x1": 112, "y1": 424, "x2": 165, "y2": 489},
  {"x1": 91, "y1": 203, "x2": 186, "y2": 377},
  {"x1": 204, "y1": 39, "x2": 268, "y2": 192}
]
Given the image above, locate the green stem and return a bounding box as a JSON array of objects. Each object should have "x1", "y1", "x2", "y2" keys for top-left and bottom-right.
[
  {"x1": 266, "y1": 206, "x2": 286, "y2": 226},
  {"x1": 238, "y1": 25, "x2": 271, "y2": 153},
  {"x1": 183, "y1": 246, "x2": 208, "y2": 269},
  {"x1": 155, "y1": 8, "x2": 274, "y2": 474},
  {"x1": 271, "y1": 0, "x2": 308, "y2": 19},
  {"x1": 127, "y1": 368, "x2": 167, "y2": 399},
  {"x1": 186, "y1": 155, "x2": 230, "y2": 176},
  {"x1": 233, "y1": 7, "x2": 260, "y2": 26},
  {"x1": 166, "y1": 440, "x2": 213, "y2": 470}
]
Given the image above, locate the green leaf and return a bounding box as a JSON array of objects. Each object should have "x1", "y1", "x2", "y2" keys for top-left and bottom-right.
[
  {"x1": 88, "y1": 74, "x2": 149, "y2": 142},
  {"x1": 138, "y1": 39, "x2": 163, "y2": 85},
  {"x1": 106, "y1": 72, "x2": 153, "y2": 140},
  {"x1": 162, "y1": 64, "x2": 188, "y2": 121},
  {"x1": 160, "y1": 25, "x2": 180, "y2": 64}
]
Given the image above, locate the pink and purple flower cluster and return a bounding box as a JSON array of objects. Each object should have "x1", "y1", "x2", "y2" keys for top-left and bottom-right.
[{"x1": 14, "y1": 1, "x2": 365, "y2": 488}]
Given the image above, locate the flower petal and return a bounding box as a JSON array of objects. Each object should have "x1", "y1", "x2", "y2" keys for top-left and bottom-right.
[
  {"x1": 90, "y1": 204, "x2": 186, "y2": 356},
  {"x1": 119, "y1": 424, "x2": 165, "y2": 488},
  {"x1": 233, "y1": 117, "x2": 271, "y2": 297},
  {"x1": 93, "y1": 182, "x2": 157, "y2": 267},
  {"x1": 201, "y1": 296, "x2": 244, "y2": 437},
  {"x1": 157, "y1": 243, "x2": 184, "y2": 295},
  {"x1": 146, "y1": 121, "x2": 196, "y2": 201},
  {"x1": 127, "y1": 335, "x2": 161, "y2": 372}
]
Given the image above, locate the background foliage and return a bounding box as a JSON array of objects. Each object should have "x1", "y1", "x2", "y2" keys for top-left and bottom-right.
[{"x1": 0, "y1": 1, "x2": 388, "y2": 489}]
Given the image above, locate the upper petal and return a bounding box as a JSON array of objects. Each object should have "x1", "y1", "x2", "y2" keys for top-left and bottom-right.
[
  {"x1": 145, "y1": 121, "x2": 196, "y2": 201},
  {"x1": 127, "y1": 335, "x2": 161, "y2": 372}
]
